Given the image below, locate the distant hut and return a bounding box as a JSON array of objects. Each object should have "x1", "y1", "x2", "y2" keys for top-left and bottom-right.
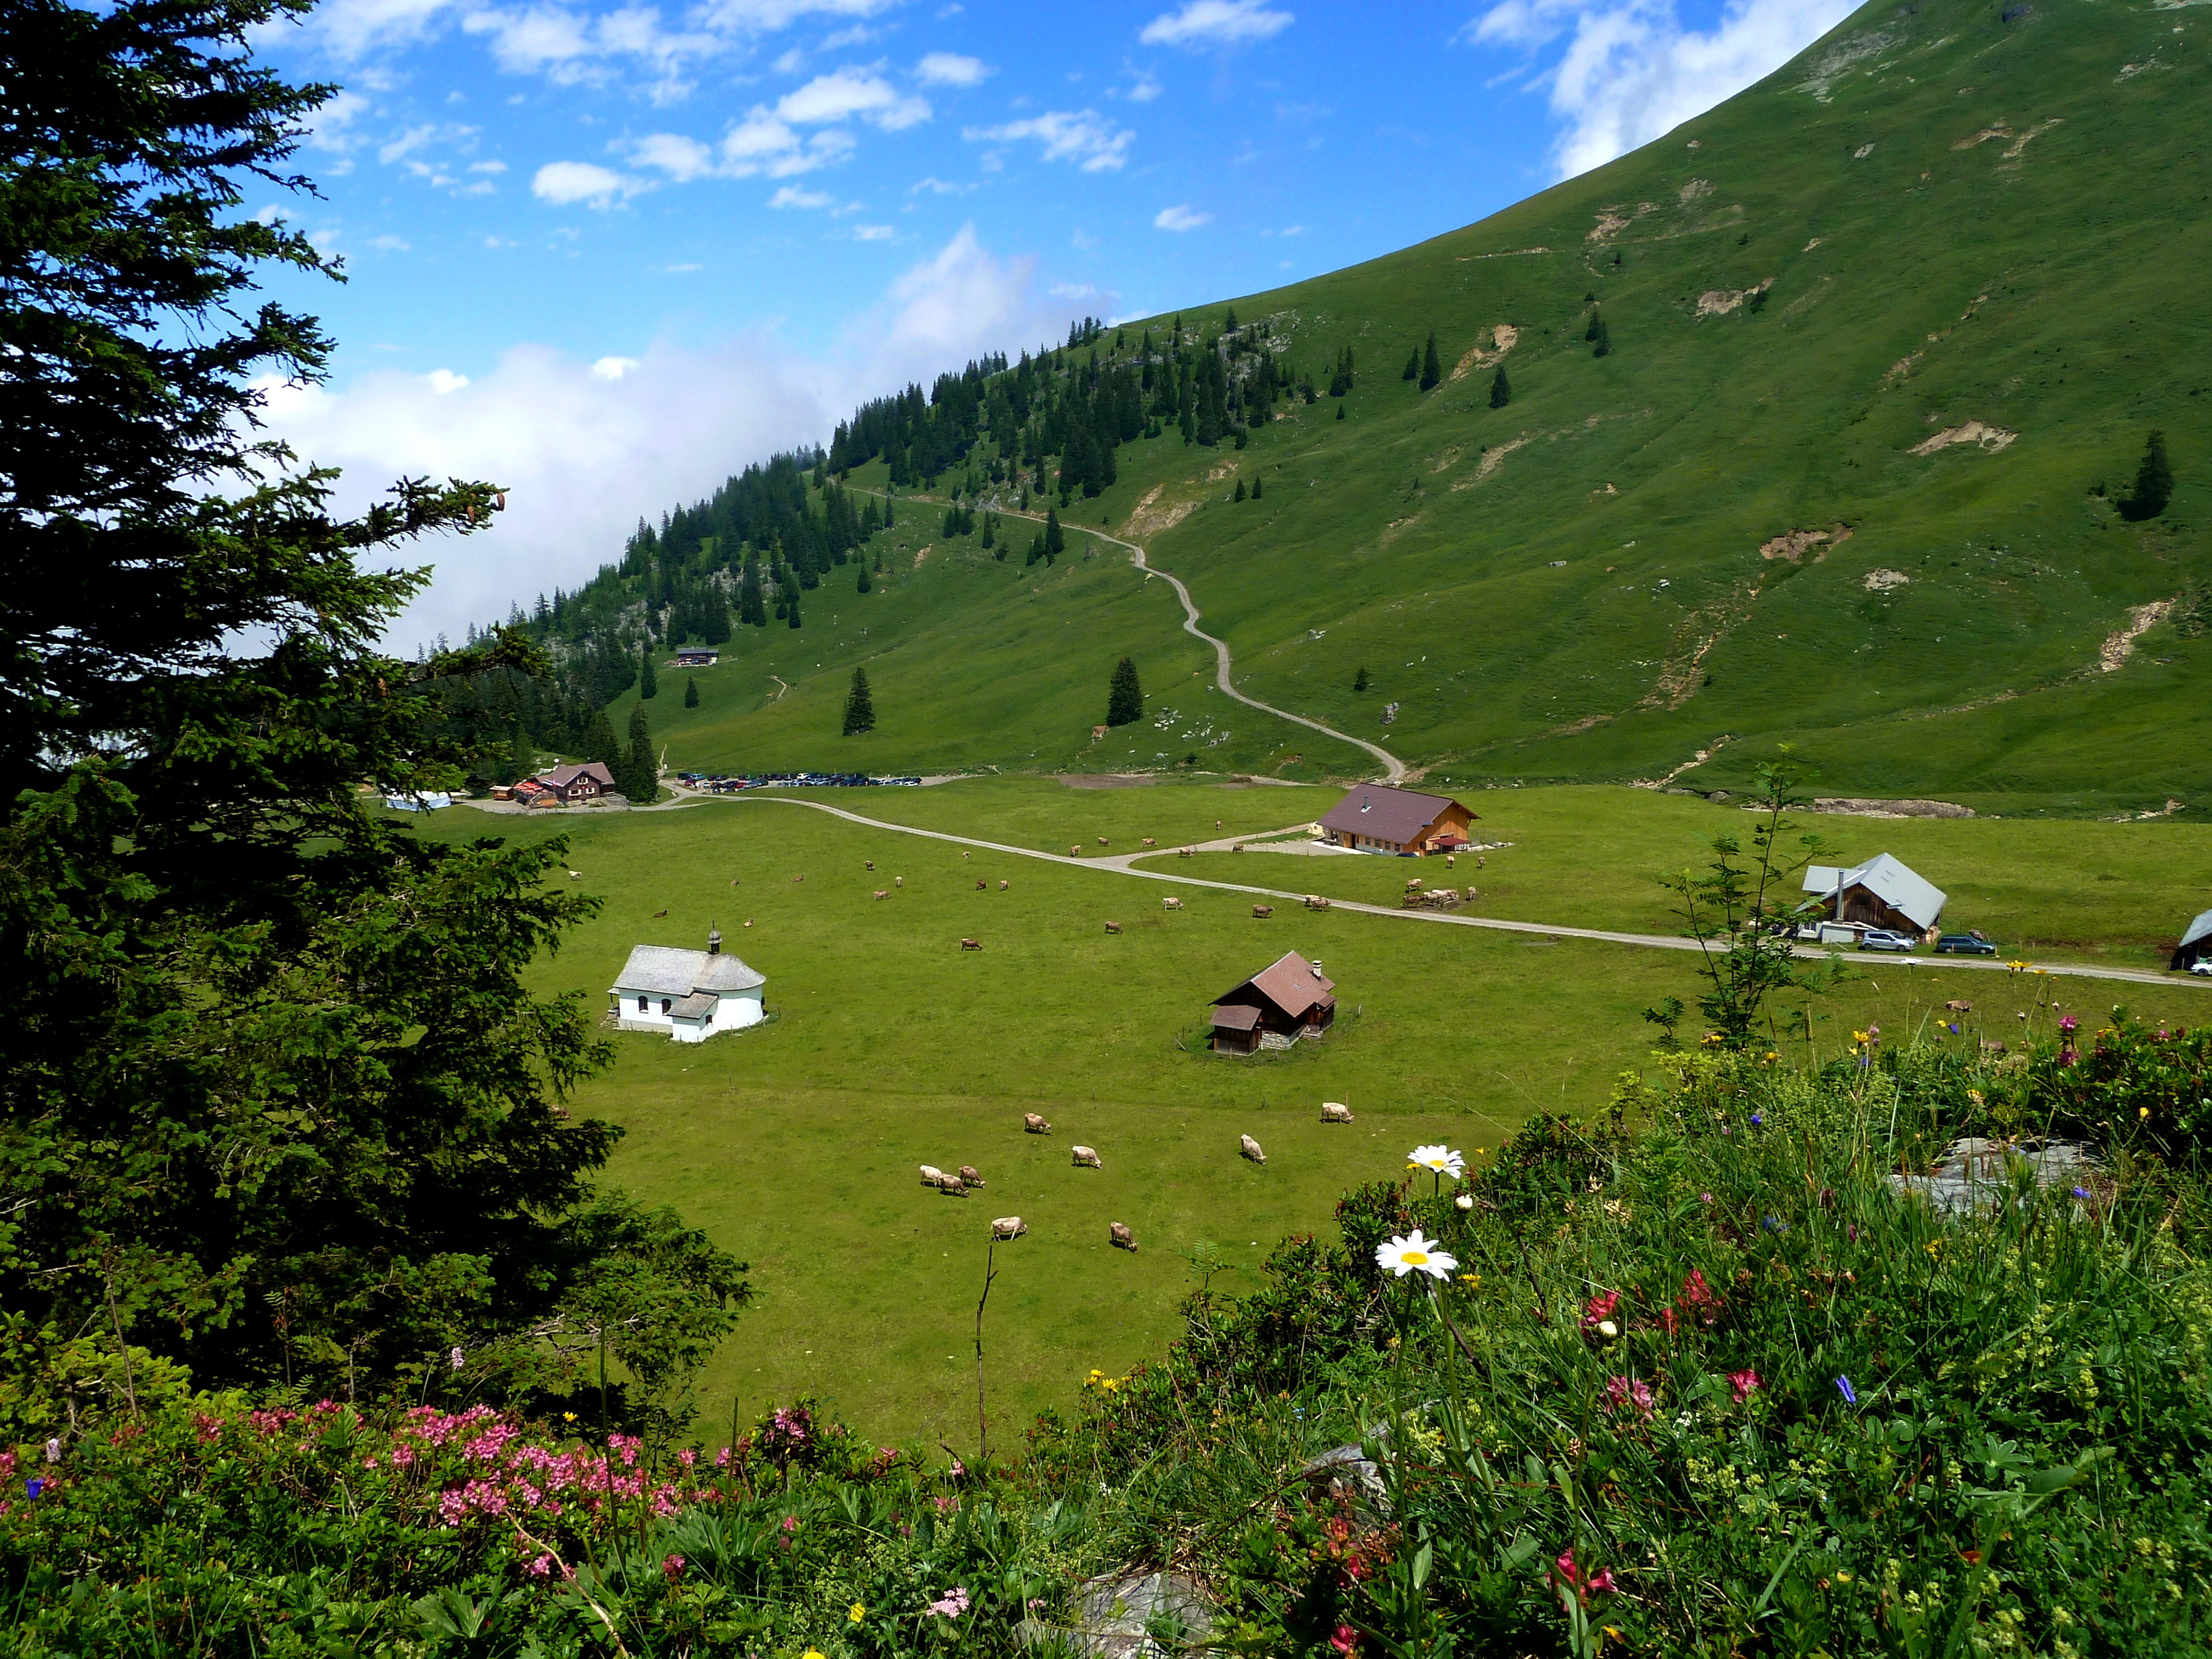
[
  {"x1": 1210, "y1": 951, "x2": 1337, "y2": 1054},
  {"x1": 2173, "y1": 909, "x2": 2212, "y2": 972},
  {"x1": 1799, "y1": 853, "x2": 1947, "y2": 939},
  {"x1": 535, "y1": 762, "x2": 616, "y2": 805},
  {"x1": 1318, "y1": 785, "x2": 1475, "y2": 856},
  {"x1": 608, "y1": 930, "x2": 766, "y2": 1042}
]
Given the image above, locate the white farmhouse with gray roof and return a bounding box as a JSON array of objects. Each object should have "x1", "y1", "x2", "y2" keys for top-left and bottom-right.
[
  {"x1": 608, "y1": 931, "x2": 766, "y2": 1043},
  {"x1": 1801, "y1": 853, "x2": 1947, "y2": 937}
]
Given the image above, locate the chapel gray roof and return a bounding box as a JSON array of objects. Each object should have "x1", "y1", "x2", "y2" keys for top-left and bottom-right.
[
  {"x1": 668, "y1": 991, "x2": 721, "y2": 1019},
  {"x1": 1802, "y1": 852, "x2": 1947, "y2": 931},
  {"x1": 2181, "y1": 908, "x2": 2212, "y2": 950},
  {"x1": 1318, "y1": 785, "x2": 1467, "y2": 846},
  {"x1": 611, "y1": 944, "x2": 766, "y2": 996}
]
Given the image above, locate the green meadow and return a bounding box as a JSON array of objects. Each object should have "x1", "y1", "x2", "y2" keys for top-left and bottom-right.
[{"x1": 407, "y1": 776, "x2": 2212, "y2": 1442}]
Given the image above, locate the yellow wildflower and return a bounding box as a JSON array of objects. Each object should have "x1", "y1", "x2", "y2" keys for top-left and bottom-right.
[
  {"x1": 1458, "y1": 1273, "x2": 1482, "y2": 1289},
  {"x1": 850, "y1": 1603, "x2": 867, "y2": 1624}
]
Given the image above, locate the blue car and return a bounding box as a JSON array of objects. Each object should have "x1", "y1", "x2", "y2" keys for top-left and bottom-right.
[{"x1": 1934, "y1": 933, "x2": 1998, "y2": 955}]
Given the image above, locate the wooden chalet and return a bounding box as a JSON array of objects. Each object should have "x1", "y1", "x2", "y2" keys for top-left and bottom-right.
[
  {"x1": 1319, "y1": 785, "x2": 1475, "y2": 857},
  {"x1": 1210, "y1": 951, "x2": 1337, "y2": 1055},
  {"x1": 534, "y1": 762, "x2": 616, "y2": 805},
  {"x1": 1799, "y1": 853, "x2": 1947, "y2": 939}
]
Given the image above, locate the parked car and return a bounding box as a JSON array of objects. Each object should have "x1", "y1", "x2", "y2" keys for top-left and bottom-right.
[
  {"x1": 1860, "y1": 929, "x2": 1918, "y2": 953},
  {"x1": 2192, "y1": 960, "x2": 2212, "y2": 978},
  {"x1": 1934, "y1": 933, "x2": 1998, "y2": 955}
]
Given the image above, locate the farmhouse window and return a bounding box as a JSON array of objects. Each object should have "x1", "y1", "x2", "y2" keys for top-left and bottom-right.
[
  {"x1": 661, "y1": 999, "x2": 671, "y2": 1014},
  {"x1": 636, "y1": 995, "x2": 648, "y2": 1012}
]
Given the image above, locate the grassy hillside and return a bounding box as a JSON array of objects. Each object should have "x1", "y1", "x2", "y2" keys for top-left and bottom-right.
[{"x1": 597, "y1": 0, "x2": 2209, "y2": 812}]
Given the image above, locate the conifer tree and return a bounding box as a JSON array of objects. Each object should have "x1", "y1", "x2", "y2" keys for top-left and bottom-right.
[
  {"x1": 639, "y1": 644, "x2": 658, "y2": 699},
  {"x1": 1251, "y1": 476, "x2": 1263, "y2": 499},
  {"x1": 787, "y1": 588, "x2": 802, "y2": 629},
  {"x1": 1403, "y1": 347, "x2": 1421, "y2": 381},
  {"x1": 2121, "y1": 429, "x2": 2175, "y2": 521},
  {"x1": 883, "y1": 493, "x2": 895, "y2": 527},
  {"x1": 1223, "y1": 307, "x2": 1238, "y2": 332},
  {"x1": 1234, "y1": 479, "x2": 1246, "y2": 502},
  {"x1": 584, "y1": 708, "x2": 621, "y2": 771},
  {"x1": 1490, "y1": 366, "x2": 1512, "y2": 408},
  {"x1": 620, "y1": 701, "x2": 655, "y2": 801},
  {"x1": 507, "y1": 719, "x2": 534, "y2": 782},
  {"x1": 1354, "y1": 665, "x2": 1371, "y2": 693},
  {"x1": 1105, "y1": 656, "x2": 1143, "y2": 726},
  {"x1": 1046, "y1": 507, "x2": 1065, "y2": 560},
  {"x1": 683, "y1": 676, "x2": 699, "y2": 709},
  {"x1": 1591, "y1": 316, "x2": 1611, "y2": 359},
  {"x1": 1420, "y1": 329, "x2": 1442, "y2": 391},
  {"x1": 858, "y1": 561, "x2": 872, "y2": 592},
  {"x1": 841, "y1": 667, "x2": 875, "y2": 736},
  {"x1": 739, "y1": 560, "x2": 766, "y2": 627},
  {"x1": 1585, "y1": 307, "x2": 1604, "y2": 343},
  {"x1": 1026, "y1": 533, "x2": 1044, "y2": 567}
]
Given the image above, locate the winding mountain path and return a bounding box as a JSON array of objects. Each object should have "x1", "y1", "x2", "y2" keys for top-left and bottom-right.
[
  {"x1": 689, "y1": 791, "x2": 2197, "y2": 991},
  {"x1": 855, "y1": 487, "x2": 1406, "y2": 783}
]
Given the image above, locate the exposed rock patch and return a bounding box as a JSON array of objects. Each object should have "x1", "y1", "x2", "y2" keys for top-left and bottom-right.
[
  {"x1": 1759, "y1": 524, "x2": 1852, "y2": 562},
  {"x1": 2099, "y1": 599, "x2": 2175, "y2": 672},
  {"x1": 1810, "y1": 797, "x2": 1975, "y2": 818},
  {"x1": 1796, "y1": 30, "x2": 1899, "y2": 101},
  {"x1": 1910, "y1": 421, "x2": 2015, "y2": 455},
  {"x1": 1863, "y1": 568, "x2": 1911, "y2": 592},
  {"x1": 1449, "y1": 323, "x2": 1519, "y2": 380}
]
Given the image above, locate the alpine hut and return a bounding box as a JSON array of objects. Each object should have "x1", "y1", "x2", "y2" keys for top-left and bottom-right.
[
  {"x1": 1318, "y1": 785, "x2": 1475, "y2": 856},
  {"x1": 1210, "y1": 951, "x2": 1337, "y2": 1054},
  {"x1": 1799, "y1": 853, "x2": 1947, "y2": 939},
  {"x1": 2173, "y1": 909, "x2": 2212, "y2": 972},
  {"x1": 609, "y1": 930, "x2": 766, "y2": 1042}
]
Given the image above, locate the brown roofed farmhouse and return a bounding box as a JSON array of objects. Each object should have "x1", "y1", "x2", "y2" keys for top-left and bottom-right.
[
  {"x1": 1210, "y1": 950, "x2": 1337, "y2": 1054},
  {"x1": 1319, "y1": 785, "x2": 1474, "y2": 856}
]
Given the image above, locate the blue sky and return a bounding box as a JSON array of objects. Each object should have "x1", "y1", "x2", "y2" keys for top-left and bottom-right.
[{"x1": 248, "y1": 0, "x2": 1856, "y2": 640}]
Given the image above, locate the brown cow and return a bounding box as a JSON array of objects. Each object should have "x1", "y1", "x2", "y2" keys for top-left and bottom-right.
[
  {"x1": 1070, "y1": 844, "x2": 1083, "y2": 857},
  {"x1": 653, "y1": 909, "x2": 668, "y2": 917},
  {"x1": 1945, "y1": 1000, "x2": 1974, "y2": 1013},
  {"x1": 977, "y1": 878, "x2": 987, "y2": 890},
  {"x1": 960, "y1": 938, "x2": 982, "y2": 951},
  {"x1": 1141, "y1": 837, "x2": 1155, "y2": 847},
  {"x1": 1023, "y1": 1113, "x2": 1052, "y2": 1134},
  {"x1": 1109, "y1": 1222, "x2": 1137, "y2": 1253},
  {"x1": 865, "y1": 860, "x2": 875, "y2": 871},
  {"x1": 937, "y1": 1173, "x2": 969, "y2": 1197},
  {"x1": 1104, "y1": 921, "x2": 1122, "y2": 934},
  {"x1": 1098, "y1": 836, "x2": 1109, "y2": 847},
  {"x1": 874, "y1": 890, "x2": 889, "y2": 901},
  {"x1": 1252, "y1": 904, "x2": 1274, "y2": 919},
  {"x1": 1071, "y1": 1145, "x2": 1103, "y2": 1169},
  {"x1": 958, "y1": 1165, "x2": 985, "y2": 1188}
]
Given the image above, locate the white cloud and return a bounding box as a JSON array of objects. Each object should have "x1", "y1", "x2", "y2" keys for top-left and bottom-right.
[
  {"x1": 769, "y1": 183, "x2": 835, "y2": 208},
  {"x1": 259, "y1": 226, "x2": 1079, "y2": 647},
  {"x1": 915, "y1": 50, "x2": 990, "y2": 85},
  {"x1": 1153, "y1": 202, "x2": 1211, "y2": 231},
  {"x1": 368, "y1": 233, "x2": 413, "y2": 251},
  {"x1": 531, "y1": 159, "x2": 642, "y2": 204},
  {"x1": 1138, "y1": 0, "x2": 1292, "y2": 49},
  {"x1": 776, "y1": 67, "x2": 931, "y2": 129},
  {"x1": 908, "y1": 174, "x2": 977, "y2": 194},
  {"x1": 469, "y1": 159, "x2": 510, "y2": 173},
  {"x1": 1462, "y1": 0, "x2": 1855, "y2": 177},
  {"x1": 853, "y1": 223, "x2": 895, "y2": 238},
  {"x1": 1125, "y1": 69, "x2": 1163, "y2": 101},
  {"x1": 963, "y1": 108, "x2": 1134, "y2": 172},
  {"x1": 425, "y1": 368, "x2": 472, "y2": 393},
  {"x1": 305, "y1": 89, "x2": 374, "y2": 152}
]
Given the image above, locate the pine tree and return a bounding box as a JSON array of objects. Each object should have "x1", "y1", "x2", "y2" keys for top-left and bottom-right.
[
  {"x1": 841, "y1": 666, "x2": 875, "y2": 736},
  {"x1": 1026, "y1": 532, "x2": 1044, "y2": 567},
  {"x1": 1354, "y1": 665, "x2": 1371, "y2": 693},
  {"x1": 1591, "y1": 316, "x2": 1611, "y2": 359},
  {"x1": 2121, "y1": 429, "x2": 2175, "y2": 521},
  {"x1": 1402, "y1": 347, "x2": 1421, "y2": 381},
  {"x1": 883, "y1": 493, "x2": 895, "y2": 527},
  {"x1": 507, "y1": 719, "x2": 533, "y2": 783},
  {"x1": 1234, "y1": 478, "x2": 1246, "y2": 502},
  {"x1": 620, "y1": 701, "x2": 655, "y2": 801},
  {"x1": 1490, "y1": 366, "x2": 1512, "y2": 408},
  {"x1": 584, "y1": 708, "x2": 621, "y2": 771},
  {"x1": 1105, "y1": 656, "x2": 1143, "y2": 727},
  {"x1": 1585, "y1": 307, "x2": 1604, "y2": 343},
  {"x1": 858, "y1": 559, "x2": 872, "y2": 592},
  {"x1": 1420, "y1": 329, "x2": 1442, "y2": 391},
  {"x1": 1251, "y1": 476, "x2": 1263, "y2": 500},
  {"x1": 639, "y1": 644, "x2": 658, "y2": 699},
  {"x1": 787, "y1": 588, "x2": 802, "y2": 629},
  {"x1": 683, "y1": 676, "x2": 699, "y2": 709},
  {"x1": 1046, "y1": 507, "x2": 1064, "y2": 560},
  {"x1": 1223, "y1": 306, "x2": 1239, "y2": 331}
]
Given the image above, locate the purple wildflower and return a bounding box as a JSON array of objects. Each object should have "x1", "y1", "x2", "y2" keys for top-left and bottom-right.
[
  {"x1": 25, "y1": 1479, "x2": 42, "y2": 1500},
  {"x1": 2072, "y1": 1186, "x2": 2089, "y2": 1200},
  {"x1": 1835, "y1": 1376, "x2": 1857, "y2": 1405}
]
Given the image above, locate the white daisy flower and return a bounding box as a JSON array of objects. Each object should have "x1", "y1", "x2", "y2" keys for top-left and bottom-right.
[
  {"x1": 1455, "y1": 1193, "x2": 1474, "y2": 1211},
  {"x1": 1375, "y1": 1230, "x2": 1458, "y2": 1280},
  {"x1": 1406, "y1": 1144, "x2": 1467, "y2": 1180}
]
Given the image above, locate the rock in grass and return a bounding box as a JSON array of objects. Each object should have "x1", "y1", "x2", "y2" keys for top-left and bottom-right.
[
  {"x1": 1240, "y1": 1134, "x2": 1266, "y2": 1165},
  {"x1": 1072, "y1": 1145, "x2": 1103, "y2": 1169}
]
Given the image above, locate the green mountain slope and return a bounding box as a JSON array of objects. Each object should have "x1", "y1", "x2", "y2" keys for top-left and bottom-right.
[{"x1": 590, "y1": 0, "x2": 2210, "y2": 810}]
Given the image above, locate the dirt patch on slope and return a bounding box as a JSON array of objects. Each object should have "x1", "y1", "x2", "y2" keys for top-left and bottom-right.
[
  {"x1": 1863, "y1": 568, "x2": 1911, "y2": 592},
  {"x1": 1759, "y1": 524, "x2": 1852, "y2": 562},
  {"x1": 1796, "y1": 29, "x2": 1898, "y2": 100},
  {"x1": 1060, "y1": 774, "x2": 1156, "y2": 790},
  {"x1": 1586, "y1": 213, "x2": 1630, "y2": 243},
  {"x1": 1641, "y1": 584, "x2": 1759, "y2": 710},
  {"x1": 1910, "y1": 421, "x2": 2016, "y2": 456},
  {"x1": 1453, "y1": 435, "x2": 1535, "y2": 490},
  {"x1": 2100, "y1": 599, "x2": 2175, "y2": 671},
  {"x1": 1696, "y1": 279, "x2": 1771, "y2": 317},
  {"x1": 1449, "y1": 324, "x2": 1519, "y2": 380},
  {"x1": 1125, "y1": 484, "x2": 1197, "y2": 542},
  {"x1": 1810, "y1": 797, "x2": 1975, "y2": 818}
]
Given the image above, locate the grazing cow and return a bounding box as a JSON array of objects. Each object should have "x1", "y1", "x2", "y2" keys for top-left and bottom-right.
[
  {"x1": 1945, "y1": 1000, "x2": 1974, "y2": 1013},
  {"x1": 991, "y1": 1217, "x2": 1028, "y2": 1240},
  {"x1": 1252, "y1": 904, "x2": 1274, "y2": 919},
  {"x1": 1178, "y1": 847, "x2": 1194, "y2": 858},
  {"x1": 653, "y1": 909, "x2": 668, "y2": 918},
  {"x1": 1098, "y1": 837, "x2": 1109, "y2": 847},
  {"x1": 919, "y1": 1165, "x2": 946, "y2": 1185},
  {"x1": 1240, "y1": 1134, "x2": 1266, "y2": 1165},
  {"x1": 1321, "y1": 1102, "x2": 1354, "y2": 1124},
  {"x1": 1232, "y1": 843, "x2": 1244, "y2": 853},
  {"x1": 1141, "y1": 837, "x2": 1155, "y2": 847},
  {"x1": 895, "y1": 875, "x2": 904, "y2": 887},
  {"x1": 1104, "y1": 921, "x2": 1122, "y2": 934},
  {"x1": 963, "y1": 852, "x2": 971, "y2": 859},
  {"x1": 874, "y1": 890, "x2": 889, "y2": 901},
  {"x1": 1070, "y1": 844, "x2": 1083, "y2": 857},
  {"x1": 865, "y1": 861, "x2": 875, "y2": 871},
  {"x1": 960, "y1": 938, "x2": 982, "y2": 951},
  {"x1": 959, "y1": 1165, "x2": 984, "y2": 1187},
  {"x1": 977, "y1": 878, "x2": 988, "y2": 891},
  {"x1": 1023, "y1": 1113, "x2": 1052, "y2": 1134},
  {"x1": 1303, "y1": 895, "x2": 1331, "y2": 910},
  {"x1": 1072, "y1": 1145, "x2": 1103, "y2": 1169},
  {"x1": 1215, "y1": 819, "x2": 1223, "y2": 830},
  {"x1": 1445, "y1": 855, "x2": 1457, "y2": 869},
  {"x1": 1109, "y1": 1222, "x2": 1137, "y2": 1253},
  {"x1": 793, "y1": 875, "x2": 804, "y2": 883},
  {"x1": 1405, "y1": 879, "x2": 1423, "y2": 893},
  {"x1": 1162, "y1": 896, "x2": 1183, "y2": 911},
  {"x1": 999, "y1": 879, "x2": 1009, "y2": 891},
  {"x1": 566, "y1": 869, "x2": 582, "y2": 879},
  {"x1": 937, "y1": 1173, "x2": 969, "y2": 1196}
]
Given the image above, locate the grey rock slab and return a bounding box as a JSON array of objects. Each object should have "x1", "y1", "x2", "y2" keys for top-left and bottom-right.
[
  {"x1": 1023, "y1": 1570, "x2": 1214, "y2": 1657},
  {"x1": 1888, "y1": 1137, "x2": 2096, "y2": 1217}
]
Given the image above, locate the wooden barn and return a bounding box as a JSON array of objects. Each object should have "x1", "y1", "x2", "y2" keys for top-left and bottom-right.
[
  {"x1": 1319, "y1": 785, "x2": 1475, "y2": 856},
  {"x1": 2174, "y1": 909, "x2": 2212, "y2": 972},
  {"x1": 1210, "y1": 951, "x2": 1337, "y2": 1054},
  {"x1": 1799, "y1": 853, "x2": 1947, "y2": 938},
  {"x1": 532, "y1": 761, "x2": 616, "y2": 805}
]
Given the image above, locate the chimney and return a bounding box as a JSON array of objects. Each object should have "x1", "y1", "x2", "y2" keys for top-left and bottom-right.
[
  {"x1": 1310, "y1": 960, "x2": 1323, "y2": 978},
  {"x1": 1360, "y1": 793, "x2": 1371, "y2": 812},
  {"x1": 707, "y1": 928, "x2": 722, "y2": 955}
]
